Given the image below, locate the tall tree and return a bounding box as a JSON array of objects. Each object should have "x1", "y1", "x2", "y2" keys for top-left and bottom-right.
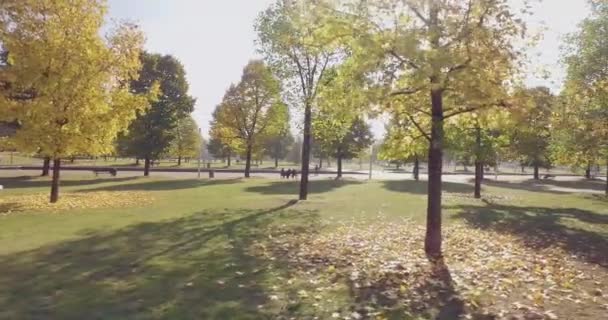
[
  {"x1": 558, "y1": 0, "x2": 607, "y2": 192},
  {"x1": 508, "y1": 87, "x2": 554, "y2": 180},
  {"x1": 263, "y1": 126, "x2": 294, "y2": 168},
  {"x1": 213, "y1": 61, "x2": 285, "y2": 178},
  {"x1": 168, "y1": 115, "x2": 201, "y2": 165},
  {"x1": 119, "y1": 52, "x2": 196, "y2": 176},
  {"x1": 345, "y1": 0, "x2": 526, "y2": 258},
  {"x1": 0, "y1": 0, "x2": 152, "y2": 202},
  {"x1": 257, "y1": 0, "x2": 345, "y2": 199},
  {"x1": 379, "y1": 114, "x2": 429, "y2": 181}
]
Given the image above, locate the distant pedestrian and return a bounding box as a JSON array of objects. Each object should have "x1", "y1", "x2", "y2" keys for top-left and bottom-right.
[
  {"x1": 314, "y1": 165, "x2": 319, "y2": 176},
  {"x1": 280, "y1": 168, "x2": 286, "y2": 179},
  {"x1": 291, "y1": 169, "x2": 298, "y2": 179}
]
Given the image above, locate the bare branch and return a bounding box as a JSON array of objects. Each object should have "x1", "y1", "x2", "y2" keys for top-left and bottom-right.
[
  {"x1": 390, "y1": 86, "x2": 424, "y2": 96},
  {"x1": 407, "y1": 114, "x2": 431, "y2": 142},
  {"x1": 406, "y1": 2, "x2": 430, "y2": 26},
  {"x1": 389, "y1": 49, "x2": 419, "y2": 70}
]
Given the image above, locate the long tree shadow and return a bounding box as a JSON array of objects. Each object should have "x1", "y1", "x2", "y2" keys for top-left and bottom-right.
[
  {"x1": 0, "y1": 176, "x2": 138, "y2": 189},
  {"x1": 245, "y1": 179, "x2": 363, "y2": 195},
  {"x1": 0, "y1": 201, "x2": 320, "y2": 319},
  {"x1": 81, "y1": 178, "x2": 243, "y2": 192},
  {"x1": 483, "y1": 178, "x2": 605, "y2": 195},
  {"x1": 452, "y1": 202, "x2": 608, "y2": 268},
  {"x1": 382, "y1": 180, "x2": 474, "y2": 195}
]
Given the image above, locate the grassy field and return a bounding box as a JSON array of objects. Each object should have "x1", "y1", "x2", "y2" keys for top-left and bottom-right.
[{"x1": 0, "y1": 174, "x2": 606, "y2": 319}]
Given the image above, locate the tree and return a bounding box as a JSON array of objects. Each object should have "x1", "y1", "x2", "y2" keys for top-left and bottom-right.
[
  {"x1": 345, "y1": 0, "x2": 527, "y2": 258},
  {"x1": 558, "y1": 0, "x2": 607, "y2": 193},
  {"x1": 168, "y1": 115, "x2": 201, "y2": 165},
  {"x1": 207, "y1": 136, "x2": 234, "y2": 166},
  {"x1": 119, "y1": 52, "x2": 196, "y2": 176},
  {"x1": 257, "y1": 0, "x2": 346, "y2": 199},
  {"x1": 0, "y1": 0, "x2": 152, "y2": 202},
  {"x1": 263, "y1": 127, "x2": 294, "y2": 168},
  {"x1": 446, "y1": 113, "x2": 509, "y2": 198},
  {"x1": 213, "y1": 61, "x2": 285, "y2": 178},
  {"x1": 508, "y1": 87, "x2": 554, "y2": 180},
  {"x1": 379, "y1": 114, "x2": 428, "y2": 181},
  {"x1": 314, "y1": 116, "x2": 372, "y2": 178}
]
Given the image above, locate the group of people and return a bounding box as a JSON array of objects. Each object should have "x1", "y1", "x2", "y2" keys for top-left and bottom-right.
[{"x1": 280, "y1": 168, "x2": 298, "y2": 179}]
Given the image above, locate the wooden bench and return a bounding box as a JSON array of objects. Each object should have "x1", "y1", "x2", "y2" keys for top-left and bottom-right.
[{"x1": 92, "y1": 168, "x2": 117, "y2": 177}]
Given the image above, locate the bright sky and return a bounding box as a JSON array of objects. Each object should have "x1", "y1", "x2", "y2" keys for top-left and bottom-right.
[{"x1": 107, "y1": 0, "x2": 591, "y2": 138}]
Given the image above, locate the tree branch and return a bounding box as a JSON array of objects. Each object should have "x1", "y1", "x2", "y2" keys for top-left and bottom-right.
[{"x1": 407, "y1": 114, "x2": 431, "y2": 142}]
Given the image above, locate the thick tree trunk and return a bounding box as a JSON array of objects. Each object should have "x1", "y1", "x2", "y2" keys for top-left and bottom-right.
[
  {"x1": 41, "y1": 157, "x2": 51, "y2": 177},
  {"x1": 474, "y1": 127, "x2": 482, "y2": 199},
  {"x1": 177, "y1": 156, "x2": 182, "y2": 166},
  {"x1": 533, "y1": 163, "x2": 540, "y2": 180},
  {"x1": 337, "y1": 153, "x2": 343, "y2": 179},
  {"x1": 425, "y1": 87, "x2": 444, "y2": 260},
  {"x1": 245, "y1": 144, "x2": 253, "y2": 178},
  {"x1": 50, "y1": 159, "x2": 61, "y2": 203},
  {"x1": 227, "y1": 154, "x2": 231, "y2": 167},
  {"x1": 585, "y1": 163, "x2": 592, "y2": 179},
  {"x1": 299, "y1": 101, "x2": 312, "y2": 200},
  {"x1": 144, "y1": 157, "x2": 151, "y2": 177},
  {"x1": 413, "y1": 156, "x2": 420, "y2": 181}
]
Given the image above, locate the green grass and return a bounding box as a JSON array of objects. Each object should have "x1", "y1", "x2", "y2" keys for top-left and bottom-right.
[{"x1": 0, "y1": 174, "x2": 606, "y2": 319}]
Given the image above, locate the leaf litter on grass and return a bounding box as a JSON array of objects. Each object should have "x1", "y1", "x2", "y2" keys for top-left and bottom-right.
[
  {"x1": 251, "y1": 217, "x2": 608, "y2": 319},
  {"x1": 0, "y1": 191, "x2": 155, "y2": 214}
]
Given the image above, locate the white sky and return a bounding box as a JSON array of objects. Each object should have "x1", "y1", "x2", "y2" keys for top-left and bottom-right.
[{"x1": 108, "y1": 0, "x2": 591, "y2": 138}]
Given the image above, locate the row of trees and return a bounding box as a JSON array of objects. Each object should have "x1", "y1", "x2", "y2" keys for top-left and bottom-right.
[
  {"x1": 251, "y1": 0, "x2": 606, "y2": 260},
  {"x1": 0, "y1": 0, "x2": 200, "y2": 201},
  {"x1": 208, "y1": 60, "x2": 374, "y2": 178}
]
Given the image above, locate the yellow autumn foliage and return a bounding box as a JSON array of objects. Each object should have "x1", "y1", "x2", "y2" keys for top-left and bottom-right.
[{"x1": 0, "y1": 191, "x2": 155, "y2": 214}]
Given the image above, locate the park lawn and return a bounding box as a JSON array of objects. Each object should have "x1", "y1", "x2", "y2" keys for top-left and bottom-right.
[{"x1": 0, "y1": 175, "x2": 606, "y2": 320}]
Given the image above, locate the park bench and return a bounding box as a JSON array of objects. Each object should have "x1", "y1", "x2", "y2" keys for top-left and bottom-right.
[{"x1": 92, "y1": 168, "x2": 117, "y2": 177}]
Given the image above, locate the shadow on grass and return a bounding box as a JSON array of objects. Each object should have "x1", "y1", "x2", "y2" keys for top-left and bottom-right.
[
  {"x1": 483, "y1": 178, "x2": 605, "y2": 194},
  {"x1": 81, "y1": 178, "x2": 243, "y2": 192},
  {"x1": 245, "y1": 179, "x2": 363, "y2": 195},
  {"x1": 452, "y1": 202, "x2": 608, "y2": 268},
  {"x1": 0, "y1": 201, "x2": 320, "y2": 319},
  {"x1": 0, "y1": 176, "x2": 138, "y2": 189},
  {"x1": 382, "y1": 180, "x2": 474, "y2": 195}
]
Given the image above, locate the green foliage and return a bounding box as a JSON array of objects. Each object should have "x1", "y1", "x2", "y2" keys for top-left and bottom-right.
[
  {"x1": 506, "y1": 87, "x2": 554, "y2": 168},
  {"x1": 119, "y1": 52, "x2": 196, "y2": 160},
  {"x1": 167, "y1": 116, "x2": 201, "y2": 161}
]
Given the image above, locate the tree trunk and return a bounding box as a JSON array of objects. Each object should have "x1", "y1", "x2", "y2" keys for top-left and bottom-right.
[
  {"x1": 299, "y1": 101, "x2": 312, "y2": 200},
  {"x1": 144, "y1": 157, "x2": 151, "y2": 177},
  {"x1": 227, "y1": 154, "x2": 231, "y2": 167},
  {"x1": 533, "y1": 163, "x2": 540, "y2": 180},
  {"x1": 474, "y1": 162, "x2": 482, "y2": 199},
  {"x1": 136, "y1": 158, "x2": 140, "y2": 166},
  {"x1": 275, "y1": 156, "x2": 279, "y2": 168},
  {"x1": 337, "y1": 153, "x2": 343, "y2": 179},
  {"x1": 413, "y1": 156, "x2": 420, "y2": 181},
  {"x1": 50, "y1": 159, "x2": 61, "y2": 203},
  {"x1": 70, "y1": 157, "x2": 75, "y2": 164},
  {"x1": 605, "y1": 162, "x2": 607, "y2": 196},
  {"x1": 319, "y1": 157, "x2": 323, "y2": 169},
  {"x1": 177, "y1": 156, "x2": 182, "y2": 166},
  {"x1": 41, "y1": 157, "x2": 51, "y2": 177},
  {"x1": 585, "y1": 163, "x2": 592, "y2": 179},
  {"x1": 327, "y1": 157, "x2": 331, "y2": 167},
  {"x1": 474, "y1": 126, "x2": 482, "y2": 199},
  {"x1": 245, "y1": 144, "x2": 253, "y2": 178},
  {"x1": 425, "y1": 86, "x2": 444, "y2": 260}
]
